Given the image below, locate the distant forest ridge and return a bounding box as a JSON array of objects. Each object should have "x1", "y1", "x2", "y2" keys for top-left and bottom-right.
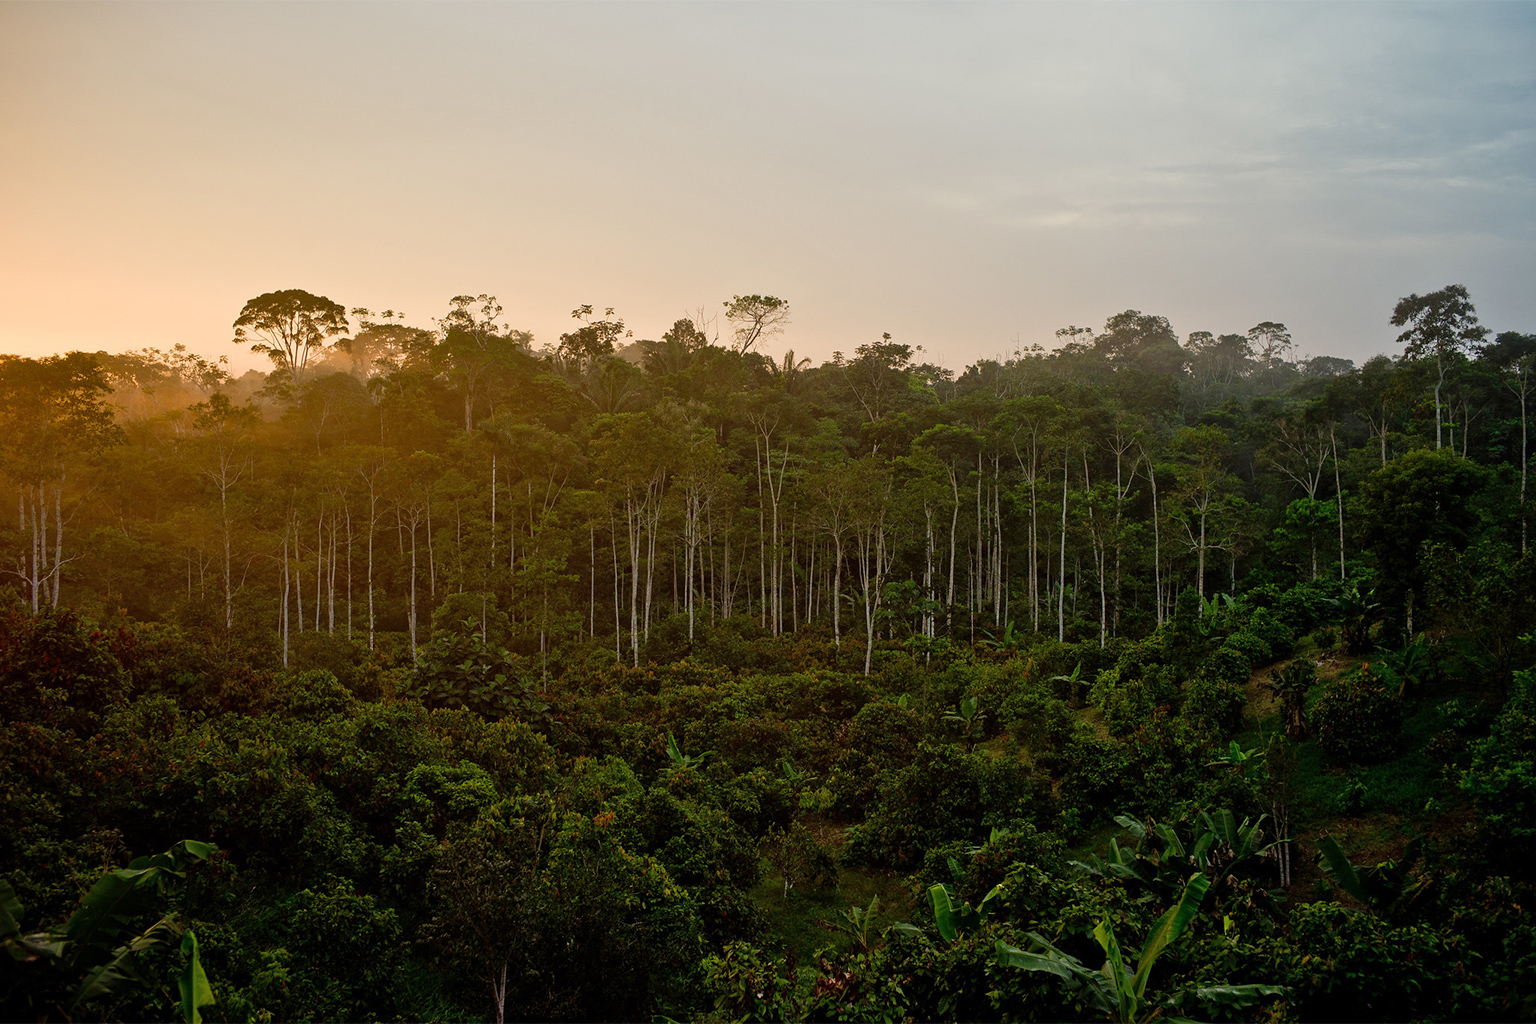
[{"x1": 0, "y1": 284, "x2": 1530, "y2": 672}]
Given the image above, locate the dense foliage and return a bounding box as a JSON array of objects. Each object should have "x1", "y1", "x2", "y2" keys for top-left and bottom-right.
[{"x1": 2, "y1": 288, "x2": 1534, "y2": 1021}]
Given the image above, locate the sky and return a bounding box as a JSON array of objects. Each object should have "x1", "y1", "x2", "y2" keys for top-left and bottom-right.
[{"x1": 1, "y1": 2, "x2": 1533, "y2": 375}]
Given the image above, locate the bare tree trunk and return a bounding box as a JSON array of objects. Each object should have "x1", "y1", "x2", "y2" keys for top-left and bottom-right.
[
  {"x1": 612, "y1": 519, "x2": 622, "y2": 661},
  {"x1": 51, "y1": 482, "x2": 64, "y2": 607},
  {"x1": 281, "y1": 525, "x2": 290, "y2": 667},
  {"x1": 946, "y1": 466, "x2": 960, "y2": 635},
  {"x1": 1144, "y1": 451, "x2": 1163, "y2": 626},
  {"x1": 1058, "y1": 449, "x2": 1068, "y2": 642},
  {"x1": 491, "y1": 961, "x2": 508, "y2": 1024},
  {"x1": 408, "y1": 513, "x2": 418, "y2": 660},
  {"x1": 295, "y1": 511, "x2": 305, "y2": 635},
  {"x1": 315, "y1": 508, "x2": 324, "y2": 632},
  {"x1": 1332, "y1": 424, "x2": 1346, "y2": 580},
  {"x1": 425, "y1": 500, "x2": 436, "y2": 598},
  {"x1": 345, "y1": 504, "x2": 353, "y2": 640},
  {"x1": 832, "y1": 536, "x2": 843, "y2": 646}
]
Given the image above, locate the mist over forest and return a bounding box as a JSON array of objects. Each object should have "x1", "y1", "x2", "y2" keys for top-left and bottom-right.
[{"x1": 3, "y1": 282, "x2": 1535, "y2": 1023}]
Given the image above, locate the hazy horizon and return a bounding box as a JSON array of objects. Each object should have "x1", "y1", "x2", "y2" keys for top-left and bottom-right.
[{"x1": 2, "y1": 1, "x2": 1533, "y2": 375}]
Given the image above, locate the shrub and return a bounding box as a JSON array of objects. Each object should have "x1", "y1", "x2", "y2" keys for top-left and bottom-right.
[
  {"x1": 1272, "y1": 577, "x2": 1343, "y2": 635},
  {"x1": 1311, "y1": 665, "x2": 1402, "y2": 764},
  {"x1": 844, "y1": 744, "x2": 1053, "y2": 869},
  {"x1": 1244, "y1": 605, "x2": 1295, "y2": 659},
  {"x1": 1207, "y1": 643, "x2": 1255, "y2": 687},
  {"x1": 1180, "y1": 675, "x2": 1246, "y2": 740},
  {"x1": 1461, "y1": 670, "x2": 1536, "y2": 878},
  {"x1": 1269, "y1": 901, "x2": 1469, "y2": 1021}
]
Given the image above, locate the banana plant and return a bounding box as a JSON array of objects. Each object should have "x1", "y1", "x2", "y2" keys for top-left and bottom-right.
[
  {"x1": 1205, "y1": 740, "x2": 1263, "y2": 773},
  {"x1": 925, "y1": 880, "x2": 1008, "y2": 943},
  {"x1": 1338, "y1": 583, "x2": 1383, "y2": 654},
  {"x1": 980, "y1": 620, "x2": 1025, "y2": 651},
  {"x1": 1378, "y1": 636, "x2": 1431, "y2": 698},
  {"x1": 2, "y1": 840, "x2": 217, "y2": 1022},
  {"x1": 1072, "y1": 810, "x2": 1282, "y2": 905},
  {"x1": 1071, "y1": 814, "x2": 1212, "y2": 899},
  {"x1": 663, "y1": 730, "x2": 708, "y2": 772},
  {"x1": 996, "y1": 874, "x2": 1287, "y2": 1023},
  {"x1": 1316, "y1": 835, "x2": 1431, "y2": 918},
  {"x1": 1197, "y1": 593, "x2": 1237, "y2": 637},
  {"x1": 942, "y1": 697, "x2": 987, "y2": 752},
  {"x1": 1050, "y1": 662, "x2": 1085, "y2": 708},
  {"x1": 1199, "y1": 809, "x2": 1280, "y2": 876},
  {"x1": 826, "y1": 894, "x2": 885, "y2": 952},
  {"x1": 1266, "y1": 660, "x2": 1316, "y2": 740}
]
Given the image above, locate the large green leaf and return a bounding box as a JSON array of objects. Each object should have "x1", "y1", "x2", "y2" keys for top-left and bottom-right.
[
  {"x1": 0, "y1": 879, "x2": 62, "y2": 965},
  {"x1": 928, "y1": 884, "x2": 959, "y2": 942},
  {"x1": 1154, "y1": 822, "x2": 1186, "y2": 859},
  {"x1": 178, "y1": 928, "x2": 216, "y2": 1024},
  {"x1": 1203, "y1": 809, "x2": 1239, "y2": 848},
  {"x1": 73, "y1": 914, "x2": 181, "y2": 1007},
  {"x1": 1133, "y1": 873, "x2": 1210, "y2": 1000},
  {"x1": 62, "y1": 868, "x2": 162, "y2": 962},
  {"x1": 0, "y1": 878, "x2": 22, "y2": 943},
  {"x1": 994, "y1": 941, "x2": 1080, "y2": 981},
  {"x1": 1316, "y1": 835, "x2": 1368, "y2": 903},
  {"x1": 1093, "y1": 918, "x2": 1135, "y2": 1022}
]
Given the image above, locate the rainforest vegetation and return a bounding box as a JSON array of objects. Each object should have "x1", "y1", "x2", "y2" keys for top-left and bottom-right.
[{"x1": 3, "y1": 284, "x2": 1536, "y2": 1022}]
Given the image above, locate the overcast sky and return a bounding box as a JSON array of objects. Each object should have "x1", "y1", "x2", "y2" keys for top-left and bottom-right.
[{"x1": 2, "y1": 2, "x2": 1532, "y2": 374}]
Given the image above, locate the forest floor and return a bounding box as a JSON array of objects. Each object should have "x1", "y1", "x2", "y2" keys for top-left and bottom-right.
[
  {"x1": 1235, "y1": 646, "x2": 1473, "y2": 907},
  {"x1": 752, "y1": 865, "x2": 915, "y2": 963}
]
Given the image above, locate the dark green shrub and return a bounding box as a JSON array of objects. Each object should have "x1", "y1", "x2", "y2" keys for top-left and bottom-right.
[
  {"x1": 1000, "y1": 683, "x2": 1077, "y2": 756},
  {"x1": 1269, "y1": 901, "x2": 1468, "y2": 1021},
  {"x1": 1244, "y1": 605, "x2": 1295, "y2": 659},
  {"x1": 403, "y1": 631, "x2": 549, "y2": 725},
  {"x1": 1310, "y1": 665, "x2": 1402, "y2": 764},
  {"x1": 257, "y1": 880, "x2": 405, "y2": 1021},
  {"x1": 0, "y1": 602, "x2": 129, "y2": 733},
  {"x1": 1206, "y1": 643, "x2": 1254, "y2": 687},
  {"x1": 844, "y1": 744, "x2": 1052, "y2": 869},
  {"x1": 1462, "y1": 670, "x2": 1536, "y2": 878},
  {"x1": 827, "y1": 699, "x2": 922, "y2": 815},
  {"x1": 1272, "y1": 577, "x2": 1343, "y2": 634},
  {"x1": 1181, "y1": 675, "x2": 1246, "y2": 740}
]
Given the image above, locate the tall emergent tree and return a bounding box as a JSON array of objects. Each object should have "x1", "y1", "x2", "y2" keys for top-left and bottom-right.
[
  {"x1": 723, "y1": 295, "x2": 790, "y2": 355},
  {"x1": 1391, "y1": 284, "x2": 1487, "y2": 450},
  {"x1": 232, "y1": 288, "x2": 350, "y2": 386}
]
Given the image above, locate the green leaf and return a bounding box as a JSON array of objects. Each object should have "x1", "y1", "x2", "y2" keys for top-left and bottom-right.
[
  {"x1": 1113, "y1": 814, "x2": 1146, "y2": 839},
  {"x1": 62, "y1": 867, "x2": 162, "y2": 961},
  {"x1": 1316, "y1": 835, "x2": 1368, "y2": 903},
  {"x1": 994, "y1": 941, "x2": 1079, "y2": 981},
  {"x1": 73, "y1": 914, "x2": 181, "y2": 1007},
  {"x1": 1154, "y1": 822, "x2": 1186, "y2": 859},
  {"x1": 1094, "y1": 918, "x2": 1135, "y2": 1021},
  {"x1": 178, "y1": 928, "x2": 216, "y2": 1024},
  {"x1": 1203, "y1": 808, "x2": 1239, "y2": 847},
  {"x1": 1192, "y1": 983, "x2": 1291, "y2": 1006},
  {"x1": 0, "y1": 878, "x2": 22, "y2": 943},
  {"x1": 174, "y1": 840, "x2": 217, "y2": 865},
  {"x1": 1133, "y1": 873, "x2": 1210, "y2": 1000},
  {"x1": 928, "y1": 884, "x2": 960, "y2": 943},
  {"x1": 976, "y1": 881, "x2": 1007, "y2": 916}
]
